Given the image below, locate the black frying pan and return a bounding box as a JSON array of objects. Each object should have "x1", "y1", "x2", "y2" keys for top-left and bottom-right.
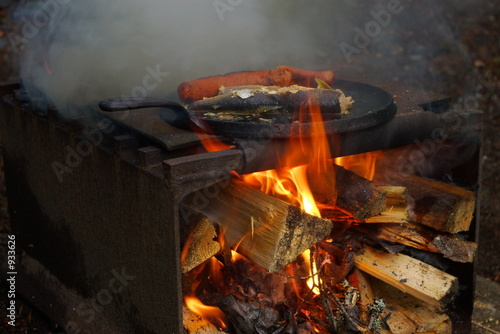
[{"x1": 99, "y1": 80, "x2": 397, "y2": 139}]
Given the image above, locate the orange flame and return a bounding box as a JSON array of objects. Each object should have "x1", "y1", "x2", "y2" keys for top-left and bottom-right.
[
  {"x1": 185, "y1": 296, "x2": 228, "y2": 329},
  {"x1": 242, "y1": 166, "x2": 320, "y2": 217},
  {"x1": 335, "y1": 151, "x2": 382, "y2": 181},
  {"x1": 195, "y1": 88, "x2": 382, "y2": 311},
  {"x1": 239, "y1": 94, "x2": 336, "y2": 299},
  {"x1": 303, "y1": 249, "x2": 321, "y2": 295},
  {"x1": 240, "y1": 93, "x2": 334, "y2": 217},
  {"x1": 208, "y1": 256, "x2": 224, "y2": 286},
  {"x1": 230, "y1": 249, "x2": 243, "y2": 262},
  {"x1": 198, "y1": 133, "x2": 231, "y2": 152}
]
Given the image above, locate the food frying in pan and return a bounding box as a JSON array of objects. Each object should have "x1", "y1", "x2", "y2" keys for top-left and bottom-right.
[{"x1": 190, "y1": 84, "x2": 354, "y2": 123}]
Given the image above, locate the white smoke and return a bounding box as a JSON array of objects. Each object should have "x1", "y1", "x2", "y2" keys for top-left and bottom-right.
[
  {"x1": 13, "y1": 0, "x2": 341, "y2": 112},
  {"x1": 12, "y1": 0, "x2": 470, "y2": 114}
]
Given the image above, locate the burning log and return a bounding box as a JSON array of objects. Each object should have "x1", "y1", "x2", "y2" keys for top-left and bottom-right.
[
  {"x1": 354, "y1": 246, "x2": 458, "y2": 308},
  {"x1": 310, "y1": 164, "x2": 387, "y2": 221},
  {"x1": 363, "y1": 186, "x2": 410, "y2": 224},
  {"x1": 181, "y1": 179, "x2": 332, "y2": 272},
  {"x1": 181, "y1": 214, "x2": 221, "y2": 273},
  {"x1": 380, "y1": 173, "x2": 475, "y2": 233},
  {"x1": 336, "y1": 168, "x2": 387, "y2": 221},
  {"x1": 354, "y1": 222, "x2": 477, "y2": 263}
]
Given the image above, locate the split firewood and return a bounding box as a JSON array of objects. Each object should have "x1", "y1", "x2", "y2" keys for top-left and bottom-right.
[
  {"x1": 354, "y1": 222, "x2": 477, "y2": 263},
  {"x1": 309, "y1": 164, "x2": 387, "y2": 221},
  {"x1": 371, "y1": 278, "x2": 452, "y2": 334},
  {"x1": 348, "y1": 268, "x2": 375, "y2": 332},
  {"x1": 354, "y1": 246, "x2": 458, "y2": 308},
  {"x1": 181, "y1": 179, "x2": 332, "y2": 272},
  {"x1": 335, "y1": 166, "x2": 387, "y2": 221},
  {"x1": 363, "y1": 186, "x2": 410, "y2": 223},
  {"x1": 181, "y1": 214, "x2": 221, "y2": 273},
  {"x1": 377, "y1": 173, "x2": 475, "y2": 233}
]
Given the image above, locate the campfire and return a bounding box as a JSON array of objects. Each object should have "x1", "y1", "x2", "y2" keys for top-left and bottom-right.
[
  {"x1": 1, "y1": 3, "x2": 483, "y2": 332},
  {"x1": 0, "y1": 52, "x2": 480, "y2": 332},
  {"x1": 0, "y1": 61, "x2": 482, "y2": 334},
  {"x1": 175, "y1": 68, "x2": 477, "y2": 334}
]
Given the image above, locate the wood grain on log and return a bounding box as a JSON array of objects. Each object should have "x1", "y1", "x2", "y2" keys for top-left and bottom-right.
[
  {"x1": 371, "y1": 278, "x2": 452, "y2": 334},
  {"x1": 182, "y1": 179, "x2": 332, "y2": 272},
  {"x1": 181, "y1": 215, "x2": 221, "y2": 273},
  {"x1": 354, "y1": 246, "x2": 458, "y2": 308},
  {"x1": 363, "y1": 186, "x2": 409, "y2": 224},
  {"x1": 355, "y1": 222, "x2": 477, "y2": 263},
  {"x1": 309, "y1": 164, "x2": 387, "y2": 221},
  {"x1": 377, "y1": 173, "x2": 475, "y2": 233}
]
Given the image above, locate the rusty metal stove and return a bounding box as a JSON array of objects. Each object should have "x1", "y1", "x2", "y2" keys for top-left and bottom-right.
[{"x1": 0, "y1": 80, "x2": 482, "y2": 333}]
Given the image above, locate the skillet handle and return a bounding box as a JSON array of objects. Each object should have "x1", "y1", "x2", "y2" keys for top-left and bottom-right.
[
  {"x1": 99, "y1": 97, "x2": 186, "y2": 111},
  {"x1": 98, "y1": 97, "x2": 192, "y2": 130}
]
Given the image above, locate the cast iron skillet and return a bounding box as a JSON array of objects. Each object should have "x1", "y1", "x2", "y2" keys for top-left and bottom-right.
[{"x1": 99, "y1": 80, "x2": 397, "y2": 139}]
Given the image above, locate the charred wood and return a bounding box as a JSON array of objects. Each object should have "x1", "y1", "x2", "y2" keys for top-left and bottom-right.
[
  {"x1": 309, "y1": 164, "x2": 387, "y2": 221},
  {"x1": 218, "y1": 294, "x2": 300, "y2": 334},
  {"x1": 354, "y1": 222, "x2": 477, "y2": 263}
]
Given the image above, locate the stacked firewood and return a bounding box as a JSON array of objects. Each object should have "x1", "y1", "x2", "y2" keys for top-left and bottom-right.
[{"x1": 180, "y1": 144, "x2": 477, "y2": 334}]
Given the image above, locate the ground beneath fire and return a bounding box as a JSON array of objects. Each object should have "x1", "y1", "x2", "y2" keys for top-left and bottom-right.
[{"x1": 0, "y1": 0, "x2": 499, "y2": 333}]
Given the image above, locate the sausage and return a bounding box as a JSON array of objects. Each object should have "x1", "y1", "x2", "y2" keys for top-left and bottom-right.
[{"x1": 177, "y1": 66, "x2": 335, "y2": 103}]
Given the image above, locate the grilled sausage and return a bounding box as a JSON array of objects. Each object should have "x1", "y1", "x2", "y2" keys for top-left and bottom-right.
[{"x1": 177, "y1": 66, "x2": 335, "y2": 103}]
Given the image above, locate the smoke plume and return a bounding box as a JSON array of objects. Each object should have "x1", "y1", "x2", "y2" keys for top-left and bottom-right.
[{"x1": 13, "y1": 0, "x2": 470, "y2": 114}]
